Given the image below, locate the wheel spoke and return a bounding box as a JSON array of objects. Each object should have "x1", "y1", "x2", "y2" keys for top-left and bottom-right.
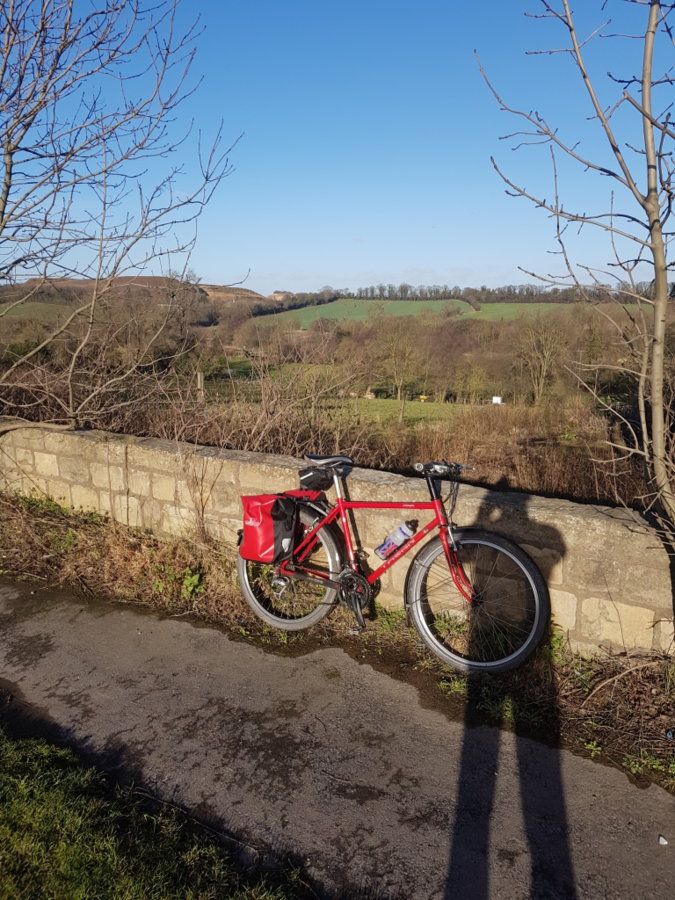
[
  {"x1": 414, "y1": 536, "x2": 543, "y2": 669},
  {"x1": 243, "y1": 516, "x2": 337, "y2": 623}
]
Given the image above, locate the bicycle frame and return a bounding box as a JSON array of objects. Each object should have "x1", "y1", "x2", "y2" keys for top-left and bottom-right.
[{"x1": 279, "y1": 472, "x2": 475, "y2": 602}]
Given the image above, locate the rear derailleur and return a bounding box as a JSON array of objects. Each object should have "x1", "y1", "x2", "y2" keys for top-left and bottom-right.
[{"x1": 338, "y1": 569, "x2": 372, "y2": 633}]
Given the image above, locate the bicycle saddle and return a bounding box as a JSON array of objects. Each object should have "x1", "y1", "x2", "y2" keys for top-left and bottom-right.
[{"x1": 304, "y1": 454, "x2": 354, "y2": 468}]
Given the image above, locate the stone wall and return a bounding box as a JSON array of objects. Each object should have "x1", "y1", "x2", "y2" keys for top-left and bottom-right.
[{"x1": 0, "y1": 424, "x2": 672, "y2": 656}]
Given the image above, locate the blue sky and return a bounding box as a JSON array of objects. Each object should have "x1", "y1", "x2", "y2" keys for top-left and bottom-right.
[{"x1": 170, "y1": 1, "x2": 661, "y2": 295}]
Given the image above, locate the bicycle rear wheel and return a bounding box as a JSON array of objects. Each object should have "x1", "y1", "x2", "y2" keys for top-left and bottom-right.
[
  {"x1": 236, "y1": 508, "x2": 343, "y2": 631},
  {"x1": 405, "y1": 528, "x2": 549, "y2": 674}
]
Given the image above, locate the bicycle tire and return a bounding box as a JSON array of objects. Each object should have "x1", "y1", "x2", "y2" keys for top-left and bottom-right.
[
  {"x1": 405, "y1": 528, "x2": 549, "y2": 674},
  {"x1": 236, "y1": 507, "x2": 343, "y2": 631}
]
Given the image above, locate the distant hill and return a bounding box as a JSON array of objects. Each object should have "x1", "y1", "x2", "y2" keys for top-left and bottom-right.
[
  {"x1": 200, "y1": 284, "x2": 266, "y2": 303},
  {"x1": 0, "y1": 276, "x2": 208, "y2": 306},
  {"x1": 0, "y1": 277, "x2": 266, "y2": 307},
  {"x1": 0, "y1": 277, "x2": 271, "y2": 331}
]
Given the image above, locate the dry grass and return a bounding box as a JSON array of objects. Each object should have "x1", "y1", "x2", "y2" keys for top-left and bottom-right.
[
  {"x1": 0, "y1": 493, "x2": 251, "y2": 630},
  {"x1": 135, "y1": 394, "x2": 644, "y2": 506}
]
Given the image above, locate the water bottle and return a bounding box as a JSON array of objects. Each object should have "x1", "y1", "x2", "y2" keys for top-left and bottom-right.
[{"x1": 374, "y1": 520, "x2": 417, "y2": 560}]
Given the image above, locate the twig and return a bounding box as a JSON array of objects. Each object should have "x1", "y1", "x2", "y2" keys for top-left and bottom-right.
[{"x1": 580, "y1": 661, "x2": 659, "y2": 707}]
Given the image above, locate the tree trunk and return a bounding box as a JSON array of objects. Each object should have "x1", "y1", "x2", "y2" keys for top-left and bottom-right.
[{"x1": 642, "y1": 1, "x2": 675, "y2": 527}]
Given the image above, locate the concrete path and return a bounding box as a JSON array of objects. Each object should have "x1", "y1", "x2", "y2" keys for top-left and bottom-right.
[{"x1": 0, "y1": 579, "x2": 672, "y2": 899}]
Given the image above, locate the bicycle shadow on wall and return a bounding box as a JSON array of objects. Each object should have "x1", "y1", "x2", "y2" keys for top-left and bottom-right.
[{"x1": 444, "y1": 479, "x2": 577, "y2": 900}]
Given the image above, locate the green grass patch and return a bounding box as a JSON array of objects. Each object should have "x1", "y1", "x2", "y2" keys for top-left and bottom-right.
[
  {"x1": 466, "y1": 302, "x2": 570, "y2": 321},
  {"x1": 0, "y1": 726, "x2": 301, "y2": 899},
  {"x1": 19, "y1": 492, "x2": 106, "y2": 526},
  {"x1": 372, "y1": 606, "x2": 408, "y2": 634},
  {"x1": 0, "y1": 300, "x2": 70, "y2": 322},
  {"x1": 345, "y1": 397, "x2": 458, "y2": 423},
  {"x1": 438, "y1": 676, "x2": 468, "y2": 697}
]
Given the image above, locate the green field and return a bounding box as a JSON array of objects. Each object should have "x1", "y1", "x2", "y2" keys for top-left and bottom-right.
[
  {"x1": 468, "y1": 302, "x2": 573, "y2": 321},
  {"x1": 272, "y1": 298, "x2": 583, "y2": 328},
  {"x1": 272, "y1": 298, "x2": 466, "y2": 327},
  {"x1": 345, "y1": 397, "x2": 458, "y2": 423},
  {"x1": 0, "y1": 300, "x2": 69, "y2": 322}
]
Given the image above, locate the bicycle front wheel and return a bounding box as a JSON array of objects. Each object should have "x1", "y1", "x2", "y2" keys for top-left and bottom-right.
[
  {"x1": 405, "y1": 529, "x2": 549, "y2": 674},
  {"x1": 236, "y1": 508, "x2": 343, "y2": 631}
]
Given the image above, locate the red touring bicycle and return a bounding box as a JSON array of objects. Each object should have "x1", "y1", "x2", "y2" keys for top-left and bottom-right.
[{"x1": 237, "y1": 455, "x2": 549, "y2": 674}]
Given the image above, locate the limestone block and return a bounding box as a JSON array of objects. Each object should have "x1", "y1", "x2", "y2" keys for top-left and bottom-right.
[
  {"x1": 93, "y1": 438, "x2": 128, "y2": 466},
  {"x1": 563, "y1": 552, "x2": 626, "y2": 597},
  {"x1": 521, "y1": 544, "x2": 563, "y2": 586},
  {"x1": 375, "y1": 568, "x2": 399, "y2": 608},
  {"x1": 127, "y1": 444, "x2": 177, "y2": 474},
  {"x1": 160, "y1": 504, "x2": 196, "y2": 536},
  {"x1": 47, "y1": 480, "x2": 71, "y2": 505},
  {"x1": 15, "y1": 448, "x2": 34, "y2": 470},
  {"x1": 580, "y1": 597, "x2": 654, "y2": 650},
  {"x1": 33, "y1": 452, "x2": 60, "y2": 478},
  {"x1": 0, "y1": 444, "x2": 16, "y2": 466},
  {"x1": 10, "y1": 429, "x2": 45, "y2": 450},
  {"x1": 549, "y1": 589, "x2": 578, "y2": 633},
  {"x1": 202, "y1": 515, "x2": 240, "y2": 544},
  {"x1": 654, "y1": 616, "x2": 674, "y2": 653},
  {"x1": 58, "y1": 455, "x2": 87, "y2": 482},
  {"x1": 195, "y1": 470, "x2": 239, "y2": 512},
  {"x1": 567, "y1": 638, "x2": 599, "y2": 658},
  {"x1": 197, "y1": 455, "x2": 239, "y2": 486},
  {"x1": 42, "y1": 432, "x2": 84, "y2": 455},
  {"x1": 206, "y1": 481, "x2": 241, "y2": 517},
  {"x1": 70, "y1": 484, "x2": 100, "y2": 510},
  {"x1": 140, "y1": 497, "x2": 163, "y2": 529},
  {"x1": 0, "y1": 471, "x2": 22, "y2": 492},
  {"x1": 128, "y1": 469, "x2": 151, "y2": 496},
  {"x1": 175, "y1": 479, "x2": 196, "y2": 509},
  {"x1": 112, "y1": 494, "x2": 142, "y2": 528},
  {"x1": 90, "y1": 462, "x2": 125, "y2": 491},
  {"x1": 151, "y1": 473, "x2": 176, "y2": 503},
  {"x1": 26, "y1": 476, "x2": 49, "y2": 496},
  {"x1": 67, "y1": 437, "x2": 100, "y2": 463},
  {"x1": 238, "y1": 463, "x2": 295, "y2": 494}
]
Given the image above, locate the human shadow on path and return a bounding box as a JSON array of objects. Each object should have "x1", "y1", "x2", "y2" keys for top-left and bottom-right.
[{"x1": 444, "y1": 481, "x2": 577, "y2": 900}]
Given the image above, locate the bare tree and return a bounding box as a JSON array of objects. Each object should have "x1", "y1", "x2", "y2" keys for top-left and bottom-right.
[
  {"x1": 482, "y1": 0, "x2": 675, "y2": 537},
  {"x1": 379, "y1": 318, "x2": 418, "y2": 423},
  {"x1": 0, "y1": 0, "x2": 233, "y2": 431},
  {"x1": 519, "y1": 318, "x2": 567, "y2": 405}
]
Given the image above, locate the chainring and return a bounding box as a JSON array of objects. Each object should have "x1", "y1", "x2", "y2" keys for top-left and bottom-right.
[{"x1": 338, "y1": 569, "x2": 372, "y2": 611}]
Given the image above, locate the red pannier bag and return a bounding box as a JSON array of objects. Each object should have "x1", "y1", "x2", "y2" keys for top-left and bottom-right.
[{"x1": 239, "y1": 494, "x2": 298, "y2": 564}]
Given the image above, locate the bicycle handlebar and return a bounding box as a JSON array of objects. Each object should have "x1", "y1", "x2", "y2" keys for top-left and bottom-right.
[{"x1": 413, "y1": 461, "x2": 474, "y2": 478}]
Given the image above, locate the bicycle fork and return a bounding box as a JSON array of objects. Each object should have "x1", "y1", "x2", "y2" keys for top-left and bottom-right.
[{"x1": 439, "y1": 526, "x2": 476, "y2": 604}]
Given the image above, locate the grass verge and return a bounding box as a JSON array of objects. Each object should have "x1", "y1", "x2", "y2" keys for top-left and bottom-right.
[
  {"x1": 0, "y1": 724, "x2": 304, "y2": 899},
  {"x1": 0, "y1": 492, "x2": 673, "y2": 794}
]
